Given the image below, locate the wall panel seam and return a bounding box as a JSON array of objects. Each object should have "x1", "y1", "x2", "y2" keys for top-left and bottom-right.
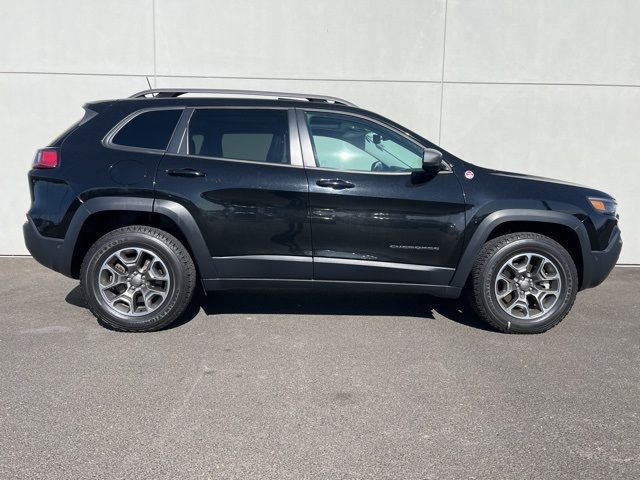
[
  {"x1": 2, "y1": 71, "x2": 638, "y2": 89},
  {"x1": 438, "y1": 0, "x2": 448, "y2": 144},
  {"x1": 152, "y1": 0, "x2": 157, "y2": 88}
]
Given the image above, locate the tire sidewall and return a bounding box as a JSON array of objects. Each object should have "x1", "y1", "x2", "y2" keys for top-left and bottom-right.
[
  {"x1": 480, "y1": 238, "x2": 576, "y2": 332},
  {"x1": 82, "y1": 231, "x2": 187, "y2": 330}
]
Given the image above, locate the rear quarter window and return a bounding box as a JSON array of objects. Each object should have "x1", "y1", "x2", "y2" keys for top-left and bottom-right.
[{"x1": 111, "y1": 109, "x2": 182, "y2": 150}]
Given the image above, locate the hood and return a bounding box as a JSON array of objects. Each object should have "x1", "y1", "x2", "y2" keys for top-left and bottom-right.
[
  {"x1": 466, "y1": 165, "x2": 615, "y2": 201},
  {"x1": 488, "y1": 170, "x2": 592, "y2": 190}
]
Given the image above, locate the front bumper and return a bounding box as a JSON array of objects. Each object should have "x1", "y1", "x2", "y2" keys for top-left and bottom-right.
[
  {"x1": 581, "y1": 226, "x2": 622, "y2": 289},
  {"x1": 23, "y1": 217, "x2": 72, "y2": 277}
]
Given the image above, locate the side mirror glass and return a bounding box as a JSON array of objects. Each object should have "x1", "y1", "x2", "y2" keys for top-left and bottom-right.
[{"x1": 422, "y1": 148, "x2": 443, "y2": 173}]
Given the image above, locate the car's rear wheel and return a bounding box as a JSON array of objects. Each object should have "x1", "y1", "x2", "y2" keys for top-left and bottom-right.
[
  {"x1": 80, "y1": 226, "x2": 196, "y2": 332},
  {"x1": 468, "y1": 232, "x2": 578, "y2": 334}
]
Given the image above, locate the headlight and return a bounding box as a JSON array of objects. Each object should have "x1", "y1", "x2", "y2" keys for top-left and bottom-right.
[{"x1": 588, "y1": 197, "x2": 617, "y2": 215}]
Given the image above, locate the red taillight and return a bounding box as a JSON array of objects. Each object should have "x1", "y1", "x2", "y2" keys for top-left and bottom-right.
[{"x1": 32, "y1": 149, "x2": 59, "y2": 169}]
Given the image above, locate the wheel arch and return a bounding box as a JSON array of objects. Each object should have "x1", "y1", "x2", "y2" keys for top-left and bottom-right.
[
  {"x1": 65, "y1": 197, "x2": 216, "y2": 279},
  {"x1": 450, "y1": 210, "x2": 591, "y2": 290}
]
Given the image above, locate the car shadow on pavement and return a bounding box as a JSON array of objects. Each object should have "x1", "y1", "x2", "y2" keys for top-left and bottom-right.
[{"x1": 65, "y1": 285, "x2": 493, "y2": 332}]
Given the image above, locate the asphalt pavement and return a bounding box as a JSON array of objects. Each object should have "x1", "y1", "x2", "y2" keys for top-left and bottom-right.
[{"x1": 0, "y1": 258, "x2": 638, "y2": 479}]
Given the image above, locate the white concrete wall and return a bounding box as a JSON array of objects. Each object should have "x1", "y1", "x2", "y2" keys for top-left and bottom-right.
[{"x1": 1, "y1": 0, "x2": 638, "y2": 263}]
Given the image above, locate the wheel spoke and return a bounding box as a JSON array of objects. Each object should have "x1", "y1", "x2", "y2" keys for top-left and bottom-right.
[
  {"x1": 529, "y1": 255, "x2": 545, "y2": 277},
  {"x1": 146, "y1": 281, "x2": 167, "y2": 293},
  {"x1": 108, "y1": 288, "x2": 135, "y2": 314},
  {"x1": 535, "y1": 279, "x2": 560, "y2": 294},
  {"x1": 538, "y1": 260, "x2": 560, "y2": 281},
  {"x1": 99, "y1": 264, "x2": 128, "y2": 289},
  {"x1": 508, "y1": 254, "x2": 531, "y2": 274},
  {"x1": 141, "y1": 285, "x2": 167, "y2": 309},
  {"x1": 147, "y1": 260, "x2": 169, "y2": 281},
  {"x1": 528, "y1": 291, "x2": 545, "y2": 314},
  {"x1": 507, "y1": 298, "x2": 530, "y2": 318},
  {"x1": 499, "y1": 285, "x2": 517, "y2": 300},
  {"x1": 499, "y1": 269, "x2": 514, "y2": 282},
  {"x1": 497, "y1": 287, "x2": 515, "y2": 300},
  {"x1": 116, "y1": 248, "x2": 142, "y2": 270},
  {"x1": 534, "y1": 290, "x2": 558, "y2": 313}
]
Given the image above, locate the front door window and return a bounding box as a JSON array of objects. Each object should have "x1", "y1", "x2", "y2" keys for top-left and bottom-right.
[{"x1": 305, "y1": 112, "x2": 423, "y2": 173}]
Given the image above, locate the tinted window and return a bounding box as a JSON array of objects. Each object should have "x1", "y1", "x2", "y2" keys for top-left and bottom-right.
[
  {"x1": 188, "y1": 109, "x2": 290, "y2": 164},
  {"x1": 112, "y1": 109, "x2": 182, "y2": 150},
  {"x1": 306, "y1": 112, "x2": 423, "y2": 172}
]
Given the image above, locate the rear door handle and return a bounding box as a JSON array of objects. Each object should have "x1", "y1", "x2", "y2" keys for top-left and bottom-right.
[
  {"x1": 165, "y1": 168, "x2": 207, "y2": 178},
  {"x1": 316, "y1": 179, "x2": 354, "y2": 189}
]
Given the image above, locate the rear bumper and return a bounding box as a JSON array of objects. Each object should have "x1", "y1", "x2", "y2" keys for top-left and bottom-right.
[
  {"x1": 581, "y1": 227, "x2": 622, "y2": 289},
  {"x1": 23, "y1": 217, "x2": 72, "y2": 277}
]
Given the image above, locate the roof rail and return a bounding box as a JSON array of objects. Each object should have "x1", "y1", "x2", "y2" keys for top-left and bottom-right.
[{"x1": 129, "y1": 88, "x2": 357, "y2": 107}]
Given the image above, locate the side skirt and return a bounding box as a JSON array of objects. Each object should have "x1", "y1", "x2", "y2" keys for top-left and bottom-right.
[{"x1": 201, "y1": 278, "x2": 462, "y2": 299}]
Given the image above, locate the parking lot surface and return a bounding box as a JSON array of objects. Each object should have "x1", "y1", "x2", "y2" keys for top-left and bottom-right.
[{"x1": 0, "y1": 258, "x2": 638, "y2": 479}]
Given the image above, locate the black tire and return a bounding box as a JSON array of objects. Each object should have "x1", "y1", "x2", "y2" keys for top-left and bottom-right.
[
  {"x1": 80, "y1": 226, "x2": 196, "y2": 332},
  {"x1": 468, "y1": 232, "x2": 578, "y2": 334}
]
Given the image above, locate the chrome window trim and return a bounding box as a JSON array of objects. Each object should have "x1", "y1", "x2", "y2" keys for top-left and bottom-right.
[
  {"x1": 296, "y1": 107, "x2": 452, "y2": 175},
  {"x1": 167, "y1": 107, "x2": 194, "y2": 155},
  {"x1": 287, "y1": 109, "x2": 304, "y2": 167},
  {"x1": 102, "y1": 106, "x2": 185, "y2": 155},
  {"x1": 303, "y1": 165, "x2": 451, "y2": 176},
  {"x1": 163, "y1": 152, "x2": 304, "y2": 170}
]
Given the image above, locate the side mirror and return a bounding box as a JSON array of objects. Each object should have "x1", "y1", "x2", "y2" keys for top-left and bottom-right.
[{"x1": 422, "y1": 148, "x2": 443, "y2": 173}]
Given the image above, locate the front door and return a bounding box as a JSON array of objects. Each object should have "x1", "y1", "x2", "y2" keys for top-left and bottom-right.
[
  {"x1": 155, "y1": 107, "x2": 312, "y2": 280},
  {"x1": 298, "y1": 109, "x2": 466, "y2": 285}
]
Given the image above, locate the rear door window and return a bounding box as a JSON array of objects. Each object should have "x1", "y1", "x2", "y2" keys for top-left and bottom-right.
[
  {"x1": 188, "y1": 109, "x2": 290, "y2": 164},
  {"x1": 112, "y1": 109, "x2": 182, "y2": 150}
]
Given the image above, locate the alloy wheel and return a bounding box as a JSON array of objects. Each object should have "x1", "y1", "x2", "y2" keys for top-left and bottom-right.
[
  {"x1": 494, "y1": 252, "x2": 562, "y2": 320},
  {"x1": 98, "y1": 247, "x2": 171, "y2": 317}
]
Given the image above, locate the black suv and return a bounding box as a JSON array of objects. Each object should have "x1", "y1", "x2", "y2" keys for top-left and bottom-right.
[{"x1": 24, "y1": 88, "x2": 622, "y2": 333}]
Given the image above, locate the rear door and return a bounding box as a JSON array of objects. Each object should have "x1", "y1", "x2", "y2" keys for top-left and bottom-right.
[
  {"x1": 297, "y1": 109, "x2": 466, "y2": 285},
  {"x1": 155, "y1": 107, "x2": 312, "y2": 280}
]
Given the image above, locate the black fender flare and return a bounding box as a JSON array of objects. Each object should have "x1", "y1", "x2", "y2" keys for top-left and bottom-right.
[
  {"x1": 154, "y1": 199, "x2": 218, "y2": 277},
  {"x1": 62, "y1": 197, "x2": 217, "y2": 278},
  {"x1": 449, "y1": 209, "x2": 592, "y2": 288}
]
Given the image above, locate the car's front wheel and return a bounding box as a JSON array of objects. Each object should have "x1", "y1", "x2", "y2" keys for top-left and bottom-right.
[
  {"x1": 469, "y1": 232, "x2": 578, "y2": 334},
  {"x1": 80, "y1": 226, "x2": 196, "y2": 332}
]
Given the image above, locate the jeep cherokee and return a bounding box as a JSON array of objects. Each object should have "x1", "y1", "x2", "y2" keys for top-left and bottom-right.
[{"x1": 23, "y1": 88, "x2": 622, "y2": 333}]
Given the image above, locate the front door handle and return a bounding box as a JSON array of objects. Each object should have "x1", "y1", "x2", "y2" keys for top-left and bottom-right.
[
  {"x1": 165, "y1": 168, "x2": 207, "y2": 178},
  {"x1": 316, "y1": 179, "x2": 354, "y2": 190}
]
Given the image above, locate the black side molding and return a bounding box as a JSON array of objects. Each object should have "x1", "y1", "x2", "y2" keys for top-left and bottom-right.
[{"x1": 201, "y1": 278, "x2": 462, "y2": 299}]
